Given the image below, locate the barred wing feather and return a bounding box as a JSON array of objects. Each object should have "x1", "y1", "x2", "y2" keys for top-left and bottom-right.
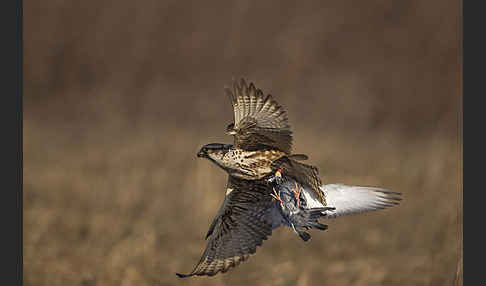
[{"x1": 225, "y1": 78, "x2": 293, "y2": 154}]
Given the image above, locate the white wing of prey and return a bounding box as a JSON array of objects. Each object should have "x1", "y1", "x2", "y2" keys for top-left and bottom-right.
[{"x1": 302, "y1": 184, "x2": 402, "y2": 219}]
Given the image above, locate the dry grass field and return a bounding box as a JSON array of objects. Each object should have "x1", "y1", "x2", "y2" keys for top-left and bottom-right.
[{"x1": 24, "y1": 1, "x2": 462, "y2": 285}]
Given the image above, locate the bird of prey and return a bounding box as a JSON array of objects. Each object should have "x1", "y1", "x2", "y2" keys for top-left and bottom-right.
[
  {"x1": 176, "y1": 78, "x2": 402, "y2": 278},
  {"x1": 211, "y1": 78, "x2": 326, "y2": 205}
]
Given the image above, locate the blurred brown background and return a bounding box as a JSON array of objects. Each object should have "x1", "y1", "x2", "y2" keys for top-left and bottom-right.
[{"x1": 24, "y1": 0, "x2": 462, "y2": 285}]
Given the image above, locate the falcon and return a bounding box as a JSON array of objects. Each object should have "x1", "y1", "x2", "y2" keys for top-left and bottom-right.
[
  {"x1": 176, "y1": 78, "x2": 402, "y2": 278},
  {"x1": 222, "y1": 78, "x2": 326, "y2": 205}
]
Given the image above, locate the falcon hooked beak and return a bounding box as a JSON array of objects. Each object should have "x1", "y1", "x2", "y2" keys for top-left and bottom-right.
[
  {"x1": 226, "y1": 123, "x2": 237, "y2": 135},
  {"x1": 197, "y1": 143, "x2": 232, "y2": 158},
  {"x1": 197, "y1": 149, "x2": 207, "y2": 158}
]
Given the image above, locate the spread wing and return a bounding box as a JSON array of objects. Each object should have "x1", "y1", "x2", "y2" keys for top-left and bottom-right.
[
  {"x1": 176, "y1": 176, "x2": 275, "y2": 278},
  {"x1": 319, "y1": 184, "x2": 402, "y2": 218},
  {"x1": 226, "y1": 78, "x2": 293, "y2": 154}
]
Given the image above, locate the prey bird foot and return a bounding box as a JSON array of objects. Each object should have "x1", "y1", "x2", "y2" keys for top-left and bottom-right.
[
  {"x1": 270, "y1": 188, "x2": 283, "y2": 206},
  {"x1": 293, "y1": 182, "x2": 302, "y2": 208}
]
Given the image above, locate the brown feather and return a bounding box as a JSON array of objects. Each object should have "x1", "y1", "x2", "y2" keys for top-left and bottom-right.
[
  {"x1": 271, "y1": 156, "x2": 326, "y2": 205},
  {"x1": 176, "y1": 176, "x2": 274, "y2": 278},
  {"x1": 226, "y1": 78, "x2": 293, "y2": 154}
]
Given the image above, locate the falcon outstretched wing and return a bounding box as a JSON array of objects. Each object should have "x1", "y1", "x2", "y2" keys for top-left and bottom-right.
[
  {"x1": 226, "y1": 78, "x2": 293, "y2": 154},
  {"x1": 176, "y1": 176, "x2": 275, "y2": 278}
]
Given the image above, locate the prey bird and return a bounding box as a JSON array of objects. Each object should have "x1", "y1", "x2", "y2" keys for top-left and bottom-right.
[{"x1": 176, "y1": 78, "x2": 402, "y2": 278}]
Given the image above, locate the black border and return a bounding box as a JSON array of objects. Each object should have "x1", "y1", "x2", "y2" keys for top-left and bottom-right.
[
  {"x1": 1, "y1": 0, "x2": 22, "y2": 285},
  {"x1": 464, "y1": 1, "x2": 482, "y2": 285}
]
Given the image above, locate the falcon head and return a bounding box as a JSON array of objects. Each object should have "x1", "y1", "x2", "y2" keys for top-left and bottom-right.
[
  {"x1": 225, "y1": 123, "x2": 237, "y2": 135},
  {"x1": 197, "y1": 143, "x2": 232, "y2": 161}
]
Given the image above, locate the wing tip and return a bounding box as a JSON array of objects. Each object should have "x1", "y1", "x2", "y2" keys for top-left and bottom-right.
[
  {"x1": 224, "y1": 85, "x2": 236, "y2": 103},
  {"x1": 375, "y1": 190, "x2": 403, "y2": 203},
  {"x1": 240, "y1": 77, "x2": 247, "y2": 88},
  {"x1": 379, "y1": 190, "x2": 403, "y2": 196},
  {"x1": 176, "y1": 272, "x2": 193, "y2": 278}
]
